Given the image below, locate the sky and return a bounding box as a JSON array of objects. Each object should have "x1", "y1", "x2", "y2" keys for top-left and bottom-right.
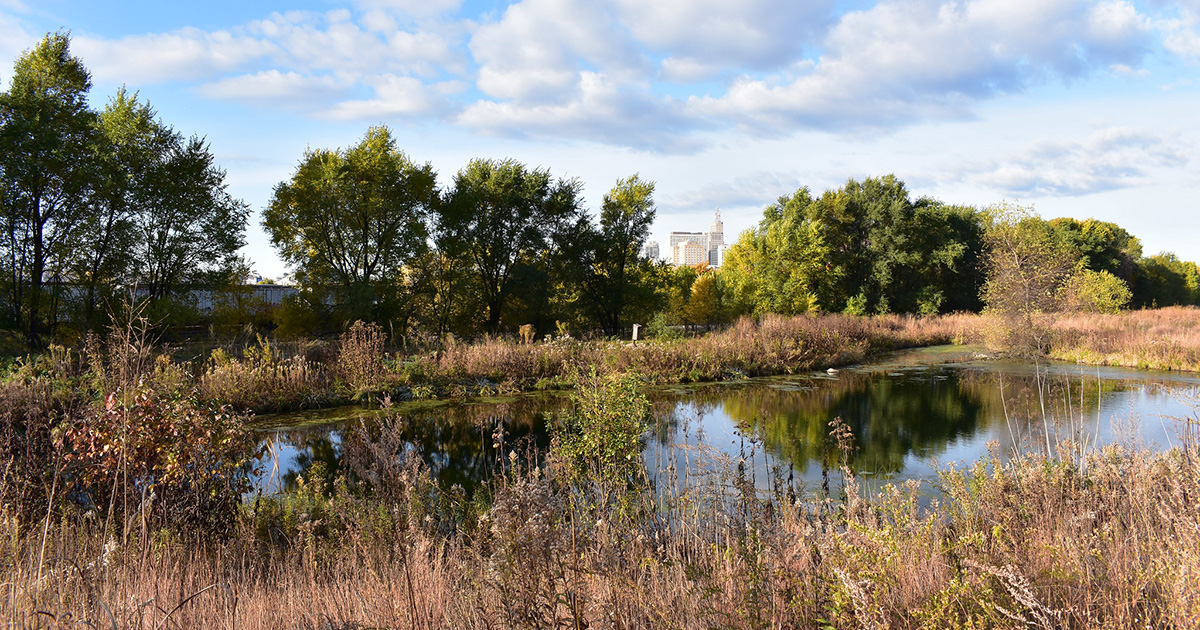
[{"x1": 1, "y1": 0, "x2": 1198, "y2": 280}]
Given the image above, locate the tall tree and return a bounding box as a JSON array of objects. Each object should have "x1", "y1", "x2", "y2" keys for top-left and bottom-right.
[
  {"x1": 265, "y1": 126, "x2": 436, "y2": 324},
  {"x1": 0, "y1": 32, "x2": 99, "y2": 343},
  {"x1": 437, "y1": 159, "x2": 582, "y2": 332},
  {"x1": 130, "y1": 133, "x2": 249, "y2": 301},
  {"x1": 72, "y1": 88, "x2": 160, "y2": 326},
  {"x1": 579, "y1": 175, "x2": 657, "y2": 335}
]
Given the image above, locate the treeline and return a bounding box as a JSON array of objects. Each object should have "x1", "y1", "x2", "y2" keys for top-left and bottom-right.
[
  {"x1": 262, "y1": 127, "x2": 664, "y2": 339},
  {"x1": 706, "y1": 177, "x2": 1199, "y2": 325},
  {"x1": 0, "y1": 33, "x2": 248, "y2": 347},
  {"x1": 3, "y1": 34, "x2": 1197, "y2": 349}
]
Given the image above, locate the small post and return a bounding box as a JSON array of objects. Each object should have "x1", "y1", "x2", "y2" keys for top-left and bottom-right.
[{"x1": 632, "y1": 323, "x2": 641, "y2": 347}]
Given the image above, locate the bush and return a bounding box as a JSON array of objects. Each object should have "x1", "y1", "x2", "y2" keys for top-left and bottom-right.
[
  {"x1": 1060, "y1": 268, "x2": 1132, "y2": 314},
  {"x1": 64, "y1": 386, "x2": 259, "y2": 535}
]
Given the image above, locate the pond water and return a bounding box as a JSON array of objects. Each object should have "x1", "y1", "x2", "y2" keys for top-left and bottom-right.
[{"x1": 253, "y1": 346, "x2": 1200, "y2": 496}]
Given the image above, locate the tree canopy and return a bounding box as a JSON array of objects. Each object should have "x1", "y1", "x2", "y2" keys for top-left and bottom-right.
[{"x1": 264, "y1": 126, "x2": 436, "y2": 324}]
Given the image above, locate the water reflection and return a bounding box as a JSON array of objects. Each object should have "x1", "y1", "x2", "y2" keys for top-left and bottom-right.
[{"x1": 256, "y1": 352, "x2": 1200, "y2": 495}]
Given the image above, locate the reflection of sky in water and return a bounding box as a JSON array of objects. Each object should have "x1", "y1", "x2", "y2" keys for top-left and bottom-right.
[
  {"x1": 254, "y1": 351, "x2": 1200, "y2": 497},
  {"x1": 649, "y1": 361, "x2": 1198, "y2": 496}
]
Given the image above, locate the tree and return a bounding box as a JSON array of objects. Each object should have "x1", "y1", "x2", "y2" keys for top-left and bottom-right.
[
  {"x1": 1048, "y1": 217, "x2": 1142, "y2": 285},
  {"x1": 720, "y1": 177, "x2": 985, "y2": 317},
  {"x1": 722, "y1": 187, "x2": 826, "y2": 316},
  {"x1": 1132, "y1": 254, "x2": 1200, "y2": 308},
  {"x1": 1060, "y1": 268, "x2": 1132, "y2": 314},
  {"x1": 0, "y1": 32, "x2": 99, "y2": 343},
  {"x1": 71, "y1": 88, "x2": 161, "y2": 327},
  {"x1": 579, "y1": 175, "x2": 657, "y2": 335},
  {"x1": 265, "y1": 126, "x2": 436, "y2": 325},
  {"x1": 686, "y1": 270, "x2": 730, "y2": 327},
  {"x1": 980, "y1": 204, "x2": 1075, "y2": 355},
  {"x1": 437, "y1": 158, "x2": 583, "y2": 332},
  {"x1": 129, "y1": 133, "x2": 249, "y2": 302}
]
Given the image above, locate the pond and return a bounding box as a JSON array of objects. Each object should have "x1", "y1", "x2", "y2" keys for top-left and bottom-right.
[{"x1": 253, "y1": 345, "x2": 1200, "y2": 496}]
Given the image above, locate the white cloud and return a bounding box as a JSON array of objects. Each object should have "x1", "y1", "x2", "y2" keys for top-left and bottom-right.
[
  {"x1": 1159, "y1": 1, "x2": 1200, "y2": 58},
  {"x1": 659, "y1": 56, "x2": 721, "y2": 83},
  {"x1": 322, "y1": 74, "x2": 448, "y2": 120},
  {"x1": 956, "y1": 127, "x2": 1189, "y2": 196},
  {"x1": 469, "y1": 0, "x2": 644, "y2": 102},
  {"x1": 616, "y1": 0, "x2": 833, "y2": 74},
  {"x1": 694, "y1": 0, "x2": 1154, "y2": 132},
  {"x1": 199, "y1": 70, "x2": 352, "y2": 104},
  {"x1": 459, "y1": 71, "x2": 699, "y2": 151},
  {"x1": 352, "y1": 0, "x2": 465, "y2": 20},
  {"x1": 668, "y1": 171, "x2": 805, "y2": 213},
  {"x1": 72, "y1": 27, "x2": 275, "y2": 84}
]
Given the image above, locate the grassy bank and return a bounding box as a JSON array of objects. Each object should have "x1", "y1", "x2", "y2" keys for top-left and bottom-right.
[
  {"x1": 0, "y1": 312, "x2": 975, "y2": 415},
  {"x1": 1047, "y1": 306, "x2": 1200, "y2": 372},
  {"x1": 4, "y1": 370, "x2": 1198, "y2": 628}
]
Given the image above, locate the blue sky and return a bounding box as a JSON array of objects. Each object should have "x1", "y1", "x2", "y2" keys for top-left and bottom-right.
[{"x1": 2, "y1": 0, "x2": 1198, "y2": 280}]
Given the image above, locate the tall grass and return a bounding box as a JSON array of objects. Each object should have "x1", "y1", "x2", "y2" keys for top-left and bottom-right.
[
  {"x1": 5, "y1": 370, "x2": 1199, "y2": 628},
  {"x1": 1049, "y1": 306, "x2": 1200, "y2": 371}
]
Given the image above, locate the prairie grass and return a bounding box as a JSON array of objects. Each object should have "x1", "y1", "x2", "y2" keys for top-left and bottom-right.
[
  {"x1": 1048, "y1": 306, "x2": 1200, "y2": 371},
  {"x1": 5, "y1": 372, "x2": 1199, "y2": 629}
]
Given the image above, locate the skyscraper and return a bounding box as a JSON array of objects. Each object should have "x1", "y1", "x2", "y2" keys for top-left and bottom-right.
[{"x1": 707, "y1": 211, "x2": 723, "y2": 266}]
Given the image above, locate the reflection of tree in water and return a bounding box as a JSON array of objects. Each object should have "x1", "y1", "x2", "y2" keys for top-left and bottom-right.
[
  {"x1": 270, "y1": 394, "x2": 565, "y2": 494},
  {"x1": 706, "y1": 370, "x2": 992, "y2": 475},
  {"x1": 265, "y1": 365, "x2": 1142, "y2": 494},
  {"x1": 706, "y1": 367, "x2": 1127, "y2": 475}
]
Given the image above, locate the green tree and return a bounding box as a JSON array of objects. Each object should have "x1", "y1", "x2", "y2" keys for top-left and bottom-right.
[
  {"x1": 686, "y1": 270, "x2": 730, "y2": 327},
  {"x1": 129, "y1": 133, "x2": 249, "y2": 302},
  {"x1": 71, "y1": 89, "x2": 168, "y2": 327},
  {"x1": 1060, "y1": 268, "x2": 1132, "y2": 314},
  {"x1": 265, "y1": 126, "x2": 436, "y2": 325},
  {"x1": 0, "y1": 32, "x2": 99, "y2": 343},
  {"x1": 578, "y1": 175, "x2": 658, "y2": 335},
  {"x1": 1048, "y1": 217, "x2": 1142, "y2": 285},
  {"x1": 436, "y1": 158, "x2": 582, "y2": 332},
  {"x1": 721, "y1": 177, "x2": 985, "y2": 317},
  {"x1": 722, "y1": 187, "x2": 826, "y2": 316},
  {"x1": 980, "y1": 204, "x2": 1075, "y2": 354},
  {"x1": 1132, "y1": 254, "x2": 1200, "y2": 308}
]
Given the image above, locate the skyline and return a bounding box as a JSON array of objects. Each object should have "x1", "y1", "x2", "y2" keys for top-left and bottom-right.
[{"x1": 1, "y1": 0, "x2": 1198, "y2": 280}]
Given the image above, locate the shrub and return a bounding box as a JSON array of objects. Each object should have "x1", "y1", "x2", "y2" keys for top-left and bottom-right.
[{"x1": 63, "y1": 386, "x2": 259, "y2": 535}]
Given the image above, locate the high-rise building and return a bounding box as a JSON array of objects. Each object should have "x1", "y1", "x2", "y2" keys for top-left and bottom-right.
[
  {"x1": 640, "y1": 240, "x2": 660, "y2": 260},
  {"x1": 708, "y1": 210, "x2": 723, "y2": 250},
  {"x1": 668, "y1": 211, "x2": 726, "y2": 267},
  {"x1": 669, "y1": 231, "x2": 706, "y2": 250},
  {"x1": 672, "y1": 241, "x2": 706, "y2": 266}
]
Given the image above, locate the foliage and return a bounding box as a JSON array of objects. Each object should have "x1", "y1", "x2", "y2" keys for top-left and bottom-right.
[
  {"x1": 552, "y1": 370, "x2": 651, "y2": 493},
  {"x1": 1132, "y1": 253, "x2": 1200, "y2": 308},
  {"x1": 576, "y1": 175, "x2": 660, "y2": 335},
  {"x1": 1059, "y1": 267, "x2": 1132, "y2": 314},
  {"x1": 436, "y1": 158, "x2": 584, "y2": 332},
  {"x1": 264, "y1": 126, "x2": 436, "y2": 324},
  {"x1": 0, "y1": 33, "x2": 248, "y2": 345},
  {"x1": 0, "y1": 32, "x2": 98, "y2": 344},
  {"x1": 980, "y1": 203, "x2": 1076, "y2": 355},
  {"x1": 721, "y1": 177, "x2": 985, "y2": 317},
  {"x1": 63, "y1": 386, "x2": 259, "y2": 534}
]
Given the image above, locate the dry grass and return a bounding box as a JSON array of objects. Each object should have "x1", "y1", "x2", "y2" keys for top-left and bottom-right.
[
  {"x1": 6, "y1": 406, "x2": 1199, "y2": 629},
  {"x1": 1048, "y1": 306, "x2": 1200, "y2": 371}
]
